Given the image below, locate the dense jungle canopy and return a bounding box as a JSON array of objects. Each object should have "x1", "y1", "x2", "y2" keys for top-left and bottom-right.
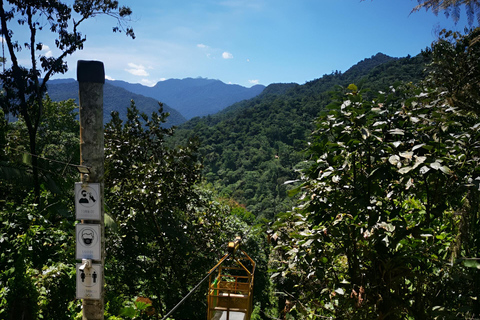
[{"x1": 1, "y1": 0, "x2": 480, "y2": 319}]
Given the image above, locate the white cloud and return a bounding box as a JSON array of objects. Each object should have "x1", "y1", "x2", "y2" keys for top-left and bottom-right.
[
  {"x1": 249, "y1": 79, "x2": 259, "y2": 85},
  {"x1": 198, "y1": 44, "x2": 214, "y2": 59},
  {"x1": 62, "y1": 39, "x2": 238, "y2": 85},
  {"x1": 222, "y1": 51, "x2": 233, "y2": 59},
  {"x1": 198, "y1": 44, "x2": 233, "y2": 60},
  {"x1": 128, "y1": 69, "x2": 149, "y2": 76},
  {"x1": 105, "y1": 75, "x2": 115, "y2": 81},
  {"x1": 125, "y1": 63, "x2": 150, "y2": 76},
  {"x1": 39, "y1": 44, "x2": 53, "y2": 58},
  {"x1": 140, "y1": 78, "x2": 157, "y2": 87}
]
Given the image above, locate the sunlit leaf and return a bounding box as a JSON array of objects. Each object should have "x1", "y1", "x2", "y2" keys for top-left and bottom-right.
[
  {"x1": 412, "y1": 143, "x2": 425, "y2": 151},
  {"x1": 420, "y1": 165, "x2": 430, "y2": 175},
  {"x1": 119, "y1": 306, "x2": 136, "y2": 317},
  {"x1": 376, "y1": 222, "x2": 395, "y2": 232},
  {"x1": 413, "y1": 156, "x2": 427, "y2": 169},
  {"x1": 430, "y1": 161, "x2": 442, "y2": 170},
  {"x1": 392, "y1": 141, "x2": 402, "y2": 148},
  {"x1": 463, "y1": 260, "x2": 480, "y2": 269},
  {"x1": 389, "y1": 128, "x2": 405, "y2": 135},
  {"x1": 399, "y1": 166, "x2": 412, "y2": 174},
  {"x1": 400, "y1": 151, "x2": 413, "y2": 159},
  {"x1": 302, "y1": 239, "x2": 314, "y2": 247},
  {"x1": 389, "y1": 155, "x2": 400, "y2": 165},
  {"x1": 332, "y1": 175, "x2": 341, "y2": 183},
  {"x1": 439, "y1": 165, "x2": 452, "y2": 174},
  {"x1": 373, "y1": 121, "x2": 386, "y2": 127},
  {"x1": 361, "y1": 127, "x2": 370, "y2": 140}
]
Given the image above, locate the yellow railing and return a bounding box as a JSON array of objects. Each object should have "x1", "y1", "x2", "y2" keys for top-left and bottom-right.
[{"x1": 207, "y1": 248, "x2": 255, "y2": 320}]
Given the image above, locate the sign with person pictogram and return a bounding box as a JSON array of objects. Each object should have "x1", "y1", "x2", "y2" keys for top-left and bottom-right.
[
  {"x1": 75, "y1": 182, "x2": 101, "y2": 220},
  {"x1": 76, "y1": 224, "x2": 101, "y2": 260},
  {"x1": 76, "y1": 263, "x2": 102, "y2": 300}
]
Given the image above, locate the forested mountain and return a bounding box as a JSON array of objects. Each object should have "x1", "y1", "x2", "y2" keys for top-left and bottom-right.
[
  {"x1": 46, "y1": 79, "x2": 187, "y2": 126},
  {"x1": 171, "y1": 52, "x2": 428, "y2": 219},
  {"x1": 2, "y1": 23, "x2": 479, "y2": 319},
  {"x1": 46, "y1": 77, "x2": 265, "y2": 124},
  {"x1": 108, "y1": 77, "x2": 266, "y2": 120}
]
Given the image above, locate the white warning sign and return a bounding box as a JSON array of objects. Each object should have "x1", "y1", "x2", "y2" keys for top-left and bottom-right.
[
  {"x1": 76, "y1": 263, "x2": 102, "y2": 300},
  {"x1": 76, "y1": 224, "x2": 101, "y2": 260},
  {"x1": 75, "y1": 182, "x2": 101, "y2": 221}
]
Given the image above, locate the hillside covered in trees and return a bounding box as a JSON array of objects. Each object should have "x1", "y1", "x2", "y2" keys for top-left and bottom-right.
[
  {"x1": 170, "y1": 52, "x2": 428, "y2": 220},
  {"x1": 1, "y1": 0, "x2": 480, "y2": 317}
]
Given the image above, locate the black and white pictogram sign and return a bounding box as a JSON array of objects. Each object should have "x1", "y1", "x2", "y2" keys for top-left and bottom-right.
[
  {"x1": 75, "y1": 182, "x2": 101, "y2": 220},
  {"x1": 76, "y1": 263, "x2": 102, "y2": 300},
  {"x1": 76, "y1": 224, "x2": 101, "y2": 260}
]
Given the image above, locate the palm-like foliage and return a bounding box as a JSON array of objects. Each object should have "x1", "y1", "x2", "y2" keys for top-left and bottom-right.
[{"x1": 413, "y1": 0, "x2": 480, "y2": 25}]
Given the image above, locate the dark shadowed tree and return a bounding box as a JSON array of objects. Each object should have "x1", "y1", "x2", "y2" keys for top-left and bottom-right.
[{"x1": 0, "y1": 0, "x2": 134, "y2": 201}]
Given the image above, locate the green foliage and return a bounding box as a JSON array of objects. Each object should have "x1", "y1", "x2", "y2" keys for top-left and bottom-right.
[
  {"x1": 0, "y1": 191, "x2": 77, "y2": 320},
  {"x1": 106, "y1": 297, "x2": 154, "y2": 320},
  {"x1": 1, "y1": 21, "x2": 477, "y2": 320},
  {"x1": 1, "y1": 97, "x2": 79, "y2": 207},
  {"x1": 412, "y1": 0, "x2": 480, "y2": 26},
  {"x1": 103, "y1": 102, "x2": 267, "y2": 318},
  {"x1": 36, "y1": 263, "x2": 79, "y2": 319},
  {"x1": 171, "y1": 53, "x2": 427, "y2": 221},
  {"x1": 0, "y1": 0, "x2": 133, "y2": 200},
  {"x1": 271, "y1": 28, "x2": 480, "y2": 319},
  {"x1": 1, "y1": 96, "x2": 80, "y2": 319},
  {"x1": 422, "y1": 27, "x2": 480, "y2": 114},
  {"x1": 2, "y1": 96, "x2": 273, "y2": 319}
]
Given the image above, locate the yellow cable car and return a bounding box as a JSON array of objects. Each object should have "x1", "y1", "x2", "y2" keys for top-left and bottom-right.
[{"x1": 207, "y1": 237, "x2": 256, "y2": 320}]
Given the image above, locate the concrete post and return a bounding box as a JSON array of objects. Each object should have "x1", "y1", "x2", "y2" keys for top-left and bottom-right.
[{"x1": 77, "y1": 60, "x2": 105, "y2": 320}]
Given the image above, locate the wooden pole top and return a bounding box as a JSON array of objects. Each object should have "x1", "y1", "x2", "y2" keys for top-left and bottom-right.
[{"x1": 77, "y1": 60, "x2": 105, "y2": 84}]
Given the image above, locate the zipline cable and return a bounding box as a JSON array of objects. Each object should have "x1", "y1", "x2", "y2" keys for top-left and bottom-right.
[
  {"x1": 160, "y1": 226, "x2": 255, "y2": 320},
  {"x1": 160, "y1": 251, "x2": 233, "y2": 320},
  {"x1": 4, "y1": 146, "x2": 90, "y2": 173}
]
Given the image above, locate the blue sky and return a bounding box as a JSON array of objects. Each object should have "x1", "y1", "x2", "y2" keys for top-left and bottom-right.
[{"x1": 48, "y1": 0, "x2": 471, "y2": 87}]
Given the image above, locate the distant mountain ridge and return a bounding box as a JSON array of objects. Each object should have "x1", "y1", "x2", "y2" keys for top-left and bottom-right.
[
  {"x1": 46, "y1": 77, "x2": 266, "y2": 123},
  {"x1": 45, "y1": 53, "x2": 406, "y2": 128},
  {"x1": 107, "y1": 78, "x2": 266, "y2": 120},
  {"x1": 170, "y1": 52, "x2": 428, "y2": 217},
  {"x1": 46, "y1": 80, "x2": 187, "y2": 127},
  {"x1": 211, "y1": 53, "x2": 408, "y2": 121}
]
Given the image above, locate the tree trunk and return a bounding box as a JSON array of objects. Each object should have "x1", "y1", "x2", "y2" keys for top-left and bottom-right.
[{"x1": 28, "y1": 128, "x2": 40, "y2": 202}]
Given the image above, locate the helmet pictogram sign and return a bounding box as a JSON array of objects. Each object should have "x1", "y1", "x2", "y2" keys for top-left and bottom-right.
[
  {"x1": 76, "y1": 224, "x2": 101, "y2": 260},
  {"x1": 75, "y1": 182, "x2": 101, "y2": 220}
]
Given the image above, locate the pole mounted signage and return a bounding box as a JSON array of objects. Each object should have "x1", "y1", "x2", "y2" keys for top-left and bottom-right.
[
  {"x1": 75, "y1": 60, "x2": 106, "y2": 320},
  {"x1": 76, "y1": 260, "x2": 102, "y2": 300},
  {"x1": 75, "y1": 182, "x2": 101, "y2": 221},
  {"x1": 76, "y1": 223, "x2": 101, "y2": 260}
]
